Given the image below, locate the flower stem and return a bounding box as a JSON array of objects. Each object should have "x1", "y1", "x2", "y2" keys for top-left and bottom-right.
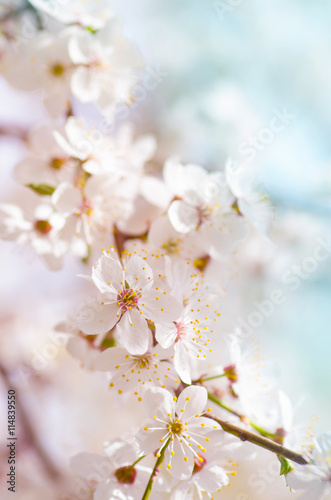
[
  {"x1": 207, "y1": 392, "x2": 277, "y2": 439},
  {"x1": 205, "y1": 413, "x2": 308, "y2": 465},
  {"x1": 199, "y1": 373, "x2": 227, "y2": 382},
  {"x1": 131, "y1": 454, "x2": 145, "y2": 468},
  {"x1": 207, "y1": 392, "x2": 247, "y2": 420},
  {"x1": 141, "y1": 438, "x2": 170, "y2": 500}
]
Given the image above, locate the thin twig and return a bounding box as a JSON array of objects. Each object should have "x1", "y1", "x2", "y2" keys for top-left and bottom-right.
[
  {"x1": 205, "y1": 413, "x2": 308, "y2": 465},
  {"x1": 207, "y1": 391, "x2": 247, "y2": 421},
  {"x1": 0, "y1": 125, "x2": 28, "y2": 141},
  {"x1": 0, "y1": 1, "x2": 28, "y2": 23}
]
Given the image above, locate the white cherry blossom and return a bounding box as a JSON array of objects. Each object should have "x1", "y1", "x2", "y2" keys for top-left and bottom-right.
[
  {"x1": 54, "y1": 117, "x2": 155, "y2": 180},
  {"x1": 0, "y1": 201, "x2": 66, "y2": 269},
  {"x1": 155, "y1": 295, "x2": 220, "y2": 384},
  {"x1": 68, "y1": 19, "x2": 142, "y2": 116},
  {"x1": 135, "y1": 386, "x2": 221, "y2": 480},
  {"x1": 52, "y1": 175, "x2": 132, "y2": 250},
  {"x1": 14, "y1": 124, "x2": 78, "y2": 187},
  {"x1": 220, "y1": 336, "x2": 277, "y2": 405},
  {"x1": 142, "y1": 158, "x2": 247, "y2": 260},
  {"x1": 2, "y1": 20, "x2": 142, "y2": 118},
  {"x1": 77, "y1": 252, "x2": 182, "y2": 354},
  {"x1": 95, "y1": 344, "x2": 180, "y2": 401},
  {"x1": 148, "y1": 215, "x2": 204, "y2": 263},
  {"x1": 2, "y1": 28, "x2": 74, "y2": 118}
]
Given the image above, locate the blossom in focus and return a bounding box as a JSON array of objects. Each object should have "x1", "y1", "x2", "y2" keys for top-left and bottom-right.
[
  {"x1": 77, "y1": 252, "x2": 182, "y2": 354},
  {"x1": 135, "y1": 386, "x2": 220, "y2": 480},
  {"x1": 155, "y1": 295, "x2": 219, "y2": 384}
]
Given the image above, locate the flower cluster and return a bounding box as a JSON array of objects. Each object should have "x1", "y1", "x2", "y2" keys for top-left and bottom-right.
[{"x1": 1, "y1": 2, "x2": 329, "y2": 500}]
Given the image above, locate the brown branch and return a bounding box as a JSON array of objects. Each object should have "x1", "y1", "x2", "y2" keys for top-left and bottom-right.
[
  {"x1": 0, "y1": 125, "x2": 28, "y2": 141},
  {"x1": 205, "y1": 413, "x2": 308, "y2": 465},
  {"x1": 0, "y1": 2, "x2": 28, "y2": 23}
]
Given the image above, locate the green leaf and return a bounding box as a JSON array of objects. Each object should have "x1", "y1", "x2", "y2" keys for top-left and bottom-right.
[
  {"x1": 82, "y1": 246, "x2": 91, "y2": 265},
  {"x1": 101, "y1": 337, "x2": 116, "y2": 349},
  {"x1": 27, "y1": 183, "x2": 56, "y2": 196},
  {"x1": 278, "y1": 456, "x2": 293, "y2": 476},
  {"x1": 86, "y1": 26, "x2": 98, "y2": 34}
]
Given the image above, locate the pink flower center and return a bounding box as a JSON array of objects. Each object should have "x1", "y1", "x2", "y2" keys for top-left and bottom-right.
[
  {"x1": 193, "y1": 454, "x2": 207, "y2": 474},
  {"x1": 117, "y1": 289, "x2": 140, "y2": 312},
  {"x1": 175, "y1": 321, "x2": 186, "y2": 341},
  {"x1": 224, "y1": 364, "x2": 238, "y2": 383},
  {"x1": 79, "y1": 198, "x2": 94, "y2": 216}
]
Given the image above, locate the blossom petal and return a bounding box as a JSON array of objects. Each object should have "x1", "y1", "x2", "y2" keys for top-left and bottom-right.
[
  {"x1": 70, "y1": 452, "x2": 113, "y2": 481},
  {"x1": 52, "y1": 183, "x2": 81, "y2": 213},
  {"x1": 124, "y1": 256, "x2": 154, "y2": 290},
  {"x1": 68, "y1": 30, "x2": 94, "y2": 64},
  {"x1": 168, "y1": 200, "x2": 199, "y2": 233},
  {"x1": 174, "y1": 342, "x2": 192, "y2": 385},
  {"x1": 176, "y1": 386, "x2": 207, "y2": 419},
  {"x1": 135, "y1": 423, "x2": 166, "y2": 456},
  {"x1": 165, "y1": 438, "x2": 194, "y2": 480},
  {"x1": 141, "y1": 290, "x2": 182, "y2": 324},
  {"x1": 196, "y1": 464, "x2": 229, "y2": 491},
  {"x1": 188, "y1": 416, "x2": 220, "y2": 433},
  {"x1": 77, "y1": 300, "x2": 119, "y2": 335},
  {"x1": 71, "y1": 66, "x2": 101, "y2": 102},
  {"x1": 144, "y1": 387, "x2": 174, "y2": 419},
  {"x1": 94, "y1": 347, "x2": 128, "y2": 372},
  {"x1": 155, "y1": 322, "x2": 177, "y2": 349},
  {"x1": 92, "y1": 254, "x2": 123, "y2": 294},
  {"x1": 115, "y1": 309, "x2": 150, "y2": 355},
  {"x1": 170, "y1": 481, "x2": 191, "y2": 500},
  {"x1": 140, "y1": 176, "x2": 172, "y2": 210},
  {"x1": 104, "y1": 438, "x2": 138, "y2": 465}
]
